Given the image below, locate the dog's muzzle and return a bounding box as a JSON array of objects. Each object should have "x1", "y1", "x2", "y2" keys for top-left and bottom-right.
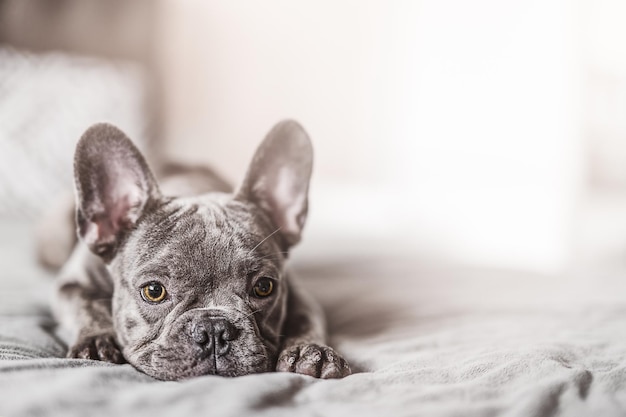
[{"x1": 190, "y1": 316, "x2": 241, "y2": 358}]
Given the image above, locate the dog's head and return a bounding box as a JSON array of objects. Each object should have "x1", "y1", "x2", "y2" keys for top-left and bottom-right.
[{"x1": 73, "y1": 121, "x2": 312, "y2": 380}]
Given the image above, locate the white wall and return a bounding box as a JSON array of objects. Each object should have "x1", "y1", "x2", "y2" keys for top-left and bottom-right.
[{"x1": 157, "y1": 0, "x2": 583, "y2": 272}]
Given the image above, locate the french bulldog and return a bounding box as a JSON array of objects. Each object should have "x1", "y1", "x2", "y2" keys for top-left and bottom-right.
[{"x1": 52, "y1": 120, "x2": 351, "y2": 380}]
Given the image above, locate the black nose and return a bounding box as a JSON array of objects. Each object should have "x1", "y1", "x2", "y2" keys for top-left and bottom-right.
[{"x1": 191, "y1": 318, "x2": 240, "y2": 356}]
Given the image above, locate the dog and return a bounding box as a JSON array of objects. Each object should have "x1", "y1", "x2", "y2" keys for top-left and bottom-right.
[{"x1": 51, "y1": 120, "x2": 351, "y2": 380}]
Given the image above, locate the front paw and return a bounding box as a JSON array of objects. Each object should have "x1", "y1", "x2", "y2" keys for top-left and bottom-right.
[
  {"x1": 276, "y1": 344, "x2": 351, "y2": 378},
  {"x1": 68, "y1": 333, "x2": 125, "y2": 364}
]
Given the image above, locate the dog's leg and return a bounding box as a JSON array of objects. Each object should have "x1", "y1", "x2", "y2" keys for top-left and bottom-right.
[
  {"x1": 35, "y1": 192, "x2": 77, "y2": 271},
  {"x1": 53, "y1": 123, "x2": 159, "y2": 364},
  {"x1": 276, "y1": 280, "x2": 351, "y2": 378},
  {"x1": 54, "y1": 244, "x2": 125, "y2": 363}
]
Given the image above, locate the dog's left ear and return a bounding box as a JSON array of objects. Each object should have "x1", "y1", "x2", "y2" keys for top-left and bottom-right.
[
  {"x1": 237, "y1": 120, "x2": 313, "y2": 249},
  {"x1": 74, "y1": 123, "x2": 161, "y2": 261}
]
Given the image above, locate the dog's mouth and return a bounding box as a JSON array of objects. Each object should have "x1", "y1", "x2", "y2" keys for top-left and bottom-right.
[
  {"x1": 159, "y1": 355, "x2": 271, "y2": 380},
  {"x1": 120, "y1": 310, "x2": 278, "y2": 380},
  {"x1": 126, "y1": 339, "x2": 273, "y2": 381},
  {"x1": 193, "y1": 345, "x2": 245, "y2": 377}
]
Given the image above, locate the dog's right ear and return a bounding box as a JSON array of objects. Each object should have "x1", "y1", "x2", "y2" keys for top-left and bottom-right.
[{"x1": 74, "y1": 123, "x2": 161, "y2": 261}]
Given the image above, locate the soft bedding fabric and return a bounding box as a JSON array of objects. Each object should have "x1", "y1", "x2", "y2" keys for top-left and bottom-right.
[{"x1": 2, "y1": 219, "x2": 626, "y2": 417}]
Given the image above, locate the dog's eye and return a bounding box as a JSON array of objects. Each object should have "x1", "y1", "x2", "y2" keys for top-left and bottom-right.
[
  {"x1": 141, "y1": 282, "x2": 167, "y2": 303},
  {"x1": 252, "y1": 277, "x2": 274, "y2": 298}
]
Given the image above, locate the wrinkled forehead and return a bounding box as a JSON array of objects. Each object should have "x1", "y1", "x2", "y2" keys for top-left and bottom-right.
[{"x1": 119, "y1": 195, "x2": 284, "y2": 278}]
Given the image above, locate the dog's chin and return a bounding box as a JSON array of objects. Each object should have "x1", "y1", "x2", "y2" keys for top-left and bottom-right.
[
  {"x1": 126, "y1": 345, "x2": 274, "y2": 381},
  {"x1": 143, "y1": 362, "x2": 269, "y2": 381}
]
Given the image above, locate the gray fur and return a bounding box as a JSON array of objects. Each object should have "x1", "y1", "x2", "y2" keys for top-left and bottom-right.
[{"x1": 53, "y1": 121, "x2": 351, "y2": 380}]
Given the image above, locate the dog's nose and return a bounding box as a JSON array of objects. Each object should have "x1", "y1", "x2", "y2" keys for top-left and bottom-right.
[{"x1": 191, "y1": 318, "x2": 240, "y2": 356}]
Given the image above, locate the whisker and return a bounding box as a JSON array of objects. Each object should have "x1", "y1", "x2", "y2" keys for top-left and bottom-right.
[
  {"x1": 248, "y1": 227, "x2": 282, "y2": 255},
  {"x1": 244, "y1": 309, "x2": 262, "y2": 320},
  {"x1": 256, "y1": 251, "x2": 290, "y2": 261},
  {"x1": 231, "y1": 307, "x2": 262, "y2": 321}
]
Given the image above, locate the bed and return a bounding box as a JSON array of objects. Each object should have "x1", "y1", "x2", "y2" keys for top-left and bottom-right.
[
  {"x1": 2, "y1": 216, "x2": 626, "y2": 417},
  {"x1": 3, "y1": 40, "x2": 626, "y2": 417}
]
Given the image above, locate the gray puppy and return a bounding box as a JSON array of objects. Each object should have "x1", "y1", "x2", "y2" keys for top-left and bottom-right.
[{"x1": 53, "y1": 120, "x2": 351, "y2": 380}]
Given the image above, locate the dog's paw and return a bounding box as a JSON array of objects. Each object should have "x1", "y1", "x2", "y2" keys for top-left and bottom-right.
[
  {"x1": 276, "y1": 343, "x2": 351, "y2": 378},
  {"x1": 68, "y1": 333, "x2": 126, "y2": 364}
]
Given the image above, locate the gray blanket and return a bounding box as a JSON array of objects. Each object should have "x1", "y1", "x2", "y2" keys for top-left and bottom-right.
[{"x1": 2, "y1": 219, "x2": 626, "y2": 417}]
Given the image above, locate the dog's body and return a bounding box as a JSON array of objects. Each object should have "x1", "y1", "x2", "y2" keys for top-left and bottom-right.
[{"x1": 51, "y1": 121, "x2": 350, "y2": 380}]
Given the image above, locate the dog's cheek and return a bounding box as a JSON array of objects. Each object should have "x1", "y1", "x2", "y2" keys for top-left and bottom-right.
[
  {"x1": 257, "y1": 292, "x2": 289, "y2": 351},
  {"x1": 125, "y1": 348, "x2": 169, "y2": 380},
  {"x1": 229, "y1": 337, "x2": 273, "y2": 374},
  {"x1": 112, "y1": 293, "x2": 141, "y2": 347}
]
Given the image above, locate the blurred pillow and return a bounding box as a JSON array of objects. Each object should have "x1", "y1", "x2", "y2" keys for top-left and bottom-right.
[{"x1": 0, "y1": 46, "x2": 148, "y2": 219}]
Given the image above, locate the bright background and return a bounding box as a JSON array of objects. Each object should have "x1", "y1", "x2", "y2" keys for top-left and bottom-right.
[
  {"x1": 2, "y1": 0, "x2": 626, "y2": 275},
  {"x1": 155, "y1": 0, "x2": 626, "y2": 273}
]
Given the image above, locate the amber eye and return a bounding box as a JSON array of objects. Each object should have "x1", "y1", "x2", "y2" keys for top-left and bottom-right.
[
  {"x1": 141, "y1": 282, "x2": 167, "y2": 303},
  {"x1": 252, "y1": 277, "x2": 274, "y2": 298}
]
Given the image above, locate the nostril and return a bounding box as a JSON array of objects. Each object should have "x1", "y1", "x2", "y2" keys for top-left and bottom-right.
[
  {"x1": 191, "y1": 324, "x2": 209, "y2": 345},
  {"x1": 191, "y1": 318, "x2": 240, "y2": 356},
  {"x1": 221, "y1": 323, "x2": 240, "y2": 342},
  {"x1": 212, "y1": 319, "x2": 240, "y2": 342},
  {"x1": 210, "y1": 319, "x2": 240, "y2": 357}
]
